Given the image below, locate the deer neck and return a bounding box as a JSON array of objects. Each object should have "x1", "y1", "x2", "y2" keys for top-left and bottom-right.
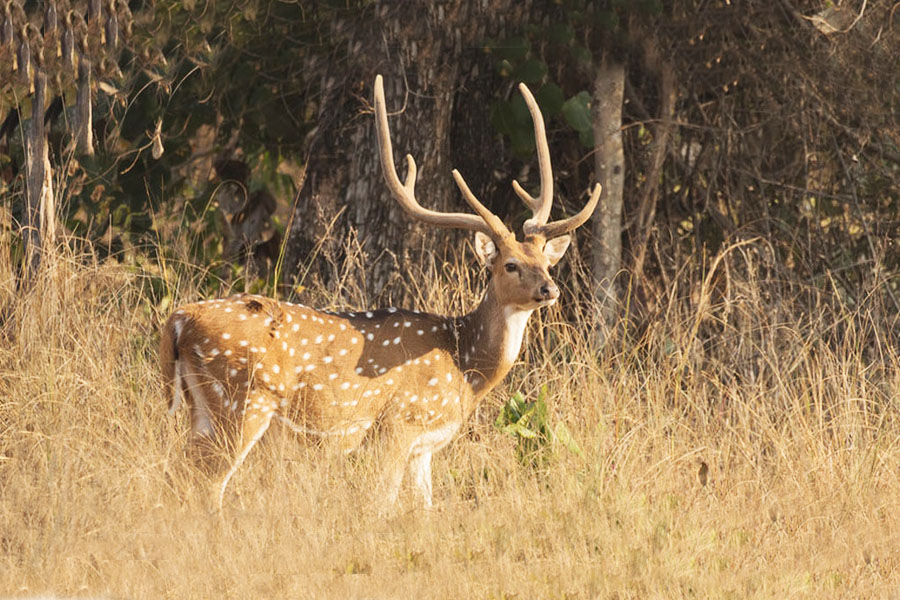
[{"x1": 455, "y1": 287, "x2": 533, "y2": 401}]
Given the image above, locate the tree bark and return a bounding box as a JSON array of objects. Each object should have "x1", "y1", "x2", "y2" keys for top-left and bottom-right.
[{"x1": 590, "y1": 59, "x2": 625, "y2": 330}]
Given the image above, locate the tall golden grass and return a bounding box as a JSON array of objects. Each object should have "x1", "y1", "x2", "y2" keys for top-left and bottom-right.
[{"x1": 1, "y1": 232, "x2": 899, "y2": 599}]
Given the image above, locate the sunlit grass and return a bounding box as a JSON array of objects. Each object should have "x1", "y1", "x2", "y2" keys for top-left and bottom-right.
[{"x1": 1, "y1": 232, "x2": 899, "y2": 599}]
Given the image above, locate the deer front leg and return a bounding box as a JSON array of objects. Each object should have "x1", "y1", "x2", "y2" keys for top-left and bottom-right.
[{"x1": 217, "y1": 390, "x2": 278, "y2": 509}]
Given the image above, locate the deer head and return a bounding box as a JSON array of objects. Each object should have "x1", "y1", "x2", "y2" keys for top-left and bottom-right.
[{"x1": 373, "y1": 74, "x2": 600, "y2": 318}]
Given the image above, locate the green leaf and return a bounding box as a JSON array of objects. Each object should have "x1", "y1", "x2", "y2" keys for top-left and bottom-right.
[
  {"x1": 491, "y1": 36, "x2": 530, "y2": 62},
  {"x1": 535, "y1": 83, "x2": 564, "y2": 117},
  {"x1": 510, "y1": 126, "x2": 536, "y2": 158},
  {"x1": 513, "y1": 58, "x2": 547, "y2": 84},
  {"x1": 112, "y1": 204, "x2": 129, "y2": 227},
  {"x1": 502, "y1": 423, "x2": 538, "y2": 438},
  {"x1": 554, "y1": 423, "x2": 582, "y2": 456},
  {"x1": 509, "y1": 93, "x2": 531, "y2": 125},
  {"x1": 562, "y1": 93, "x2": 592, "y2": 132},
  {"x1": 570, "y1": 43, "x2": 592, "y2": 65},
  {"x1": 578, "y1": 127, "x2": 595, "y2": 148},
  {"x1": 490, "y1": 101, "x2": 516, "y2": 135},
  {"x1": 547, "y1": 23, "x2": 574, "y2": 45}
]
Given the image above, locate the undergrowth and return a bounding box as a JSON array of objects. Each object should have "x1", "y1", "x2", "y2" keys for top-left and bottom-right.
[{"x1": 0, "y1": 232, "x2": 899, "y2": 599}]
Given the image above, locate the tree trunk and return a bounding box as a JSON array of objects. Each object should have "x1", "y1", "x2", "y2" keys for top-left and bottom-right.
[
  {"x1": 282, "y1": 1, "x2": 533, "y2": 306},
  {"x1": 23, "y1": 70, "x2": 55, "y2": 277},
  {"x1": 590, "y1": 59, "x2": 625, "y2": 330},
  {"x1": 76, "y1": 56, "x2": 94, "y2": 156}
]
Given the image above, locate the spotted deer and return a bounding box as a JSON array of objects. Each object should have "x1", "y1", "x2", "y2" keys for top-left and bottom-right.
[{"x1": 160, "y1": 75, "x2": 601, "y2": 509}]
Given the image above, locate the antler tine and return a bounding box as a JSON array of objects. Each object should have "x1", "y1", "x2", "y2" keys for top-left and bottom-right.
[
  {"x1": 526, "y1": 183, "x2": 602, "y2": 239},
  {"x1": 514, "y1": 82, "x2": 555, "y2": 230},
  {"x1": 374, "y1": 75, "x2": 506, "y2": 238},
  {"x1": 451, "y1": 169, "x2": 512, "y2": 239}
]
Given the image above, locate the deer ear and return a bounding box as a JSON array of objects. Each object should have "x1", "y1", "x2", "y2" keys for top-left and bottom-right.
[
  {"x1": 543, "y1": 235, "x2": 571, "y2": 266},
  {"x1": 474, "y1": 231, "x2": 498, "y2": 266}
]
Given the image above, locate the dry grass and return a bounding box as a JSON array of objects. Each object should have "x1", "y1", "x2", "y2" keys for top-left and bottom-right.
[{"x1": 1, "y1": 237, "x2": 899, "y2": 599}]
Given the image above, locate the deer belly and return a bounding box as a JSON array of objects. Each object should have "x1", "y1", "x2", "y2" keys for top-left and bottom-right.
[{"x1": 409, "y1": 422, "x2": 461, "y2": 456}]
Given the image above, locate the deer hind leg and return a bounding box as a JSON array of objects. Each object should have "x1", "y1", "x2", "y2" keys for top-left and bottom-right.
[
  {"x1": 408, "y1": 450, "x2": 434, "y2": 508},
  {"x1": 374, "y1": 426, "x2": 415, "y2": 511},
  {"x1": 175, "y1": 359, "x2": 216, "y2": 445},
  {"x1": 217, "y1": 390, "x2": 278, "y2": 509}
]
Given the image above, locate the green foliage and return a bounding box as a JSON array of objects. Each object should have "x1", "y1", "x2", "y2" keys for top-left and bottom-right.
[
  {"x1": 484, "y1": 0, "x2": 665, "y2": 156},
  {"x1": 0, "y1": 0, "x2": 362, "y2": 299},
  {"x1": 485, "y1": 11, "x2": 600, "y2": 156},
  {"x1": 534, "y1": 83, "x2": 565, "y2": 118},
  {"x1": 495, "y1": 385, "x2": 581, "y2": 469}
]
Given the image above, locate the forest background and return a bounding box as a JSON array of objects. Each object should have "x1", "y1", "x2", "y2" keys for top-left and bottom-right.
[{"x1": 1, "y1": 0, "x2": 900, "y2": 598}]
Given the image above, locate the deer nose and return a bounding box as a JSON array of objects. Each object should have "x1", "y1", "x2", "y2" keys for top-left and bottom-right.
[{"x1": 539, "y1": 282, "x2": 559, "y2": 300}]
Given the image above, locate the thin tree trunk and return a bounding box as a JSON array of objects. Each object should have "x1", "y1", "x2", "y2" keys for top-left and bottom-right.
[
  {"x1": 76, "y1": 56, "x2": 93, "y2": 155},
  {"x1": 591, "y1": 59, "x2": 625, "y2": 330},
  {"x1": 23, "y1": 70, "x2": 52, "y2": 276}
]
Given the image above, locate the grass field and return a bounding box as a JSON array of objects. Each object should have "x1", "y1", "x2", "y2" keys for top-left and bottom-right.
[{"x1": 1, "y1": 240, "x2": 899, "y2": 599}]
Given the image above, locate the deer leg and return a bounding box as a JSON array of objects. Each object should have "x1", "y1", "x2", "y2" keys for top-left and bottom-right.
[
  {"x1": 379, "y1": 457, "x2": 408, "y2": 510},
  {"x1": 177, "y1": 359, "x2": 220, "y2": 469},
  {"x1": 408, "y1": 450, "x2": 434, "y2": 508},
  {"x1": 407, "y1": 423, "x2": 460, "y2": 508},
  {"x1": 217, "y1": 391, "x2": 277, "y2": 509},
  {"x1": 180, "y1": 359, "x2": 215, "y2": 442},
  {"x1": 375, "y1": 427, "x2": 414, "y2": 510}
]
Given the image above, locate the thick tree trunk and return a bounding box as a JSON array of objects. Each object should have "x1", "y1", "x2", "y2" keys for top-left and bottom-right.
[
  {"x1": 282, "y1": 1, "x2": 532, "y2": 305},
  {"x1": 590, "y1": 59, "x2": 625, "y2": 329}
]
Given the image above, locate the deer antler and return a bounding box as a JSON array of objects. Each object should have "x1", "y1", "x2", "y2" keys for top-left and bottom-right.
[
  {"x1": 513, "y1": 82, "x2": 602, "y2": 239},
  {"x1": 374, "y1": 75, "x2": 511, "y2": 240},
  {"x1": 513, "y1": 83, "x2": 553, "y2": 223}
]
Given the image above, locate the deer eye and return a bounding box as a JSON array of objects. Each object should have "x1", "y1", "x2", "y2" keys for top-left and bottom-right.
[{"x1": 504, "y1": 263, "x2": 518, "y2": 273}]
